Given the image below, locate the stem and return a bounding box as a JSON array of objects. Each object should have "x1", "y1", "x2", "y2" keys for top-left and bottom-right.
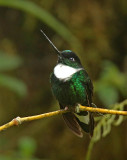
[{"x1": 85, "y1": 139, "x2": 95, "y2": 160}]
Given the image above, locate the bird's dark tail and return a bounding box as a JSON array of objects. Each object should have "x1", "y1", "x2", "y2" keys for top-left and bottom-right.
[
  {"x1": 62, "y1": 112, "x2": 94, "y2": 137},
  {"x1": 60, "y1": 104, "x2": 83, "y2": 137},
  {"x1": 60, "y1": 104, "x2": 94, "y2": 137},
  {"x1": 62, "y1": 112, "x2": 83, "y2": 137},
  {"x1": 89, "y1": 112, "x2": 94, "y2": 136}
]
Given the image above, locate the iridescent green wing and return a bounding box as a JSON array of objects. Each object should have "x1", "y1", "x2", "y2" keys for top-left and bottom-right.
[{"x1": 79, "y1": 70, "x2": 94, "y2": 136}]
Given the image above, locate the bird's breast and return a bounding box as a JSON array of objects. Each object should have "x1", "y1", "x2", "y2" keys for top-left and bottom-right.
[{"x1": 50, "y1": 72, "x2": 88, "y2": 106}]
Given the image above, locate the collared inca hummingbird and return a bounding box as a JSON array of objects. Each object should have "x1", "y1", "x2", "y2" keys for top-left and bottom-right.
[{"x1": 41, "y1": 30, "x2": 94, "y2": 137}]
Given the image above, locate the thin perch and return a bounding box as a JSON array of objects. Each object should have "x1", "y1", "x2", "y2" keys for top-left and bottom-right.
[{"x1": 0, "y1": 102, "x2": 127, "y2": 132}]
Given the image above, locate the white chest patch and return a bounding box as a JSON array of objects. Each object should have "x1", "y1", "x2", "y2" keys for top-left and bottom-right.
[{"x1": 54, "y1": 63, "x2": 83, "y2": 82}]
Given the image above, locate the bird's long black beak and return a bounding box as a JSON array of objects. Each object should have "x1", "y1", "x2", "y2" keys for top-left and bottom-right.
[{"x1": 40, "y1": 30, "x2": 61, "y2": 56}]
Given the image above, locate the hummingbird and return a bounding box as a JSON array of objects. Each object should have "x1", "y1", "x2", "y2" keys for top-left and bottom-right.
[{"x1": 41, "y1": 30, "x2": 94, "y2": 137}]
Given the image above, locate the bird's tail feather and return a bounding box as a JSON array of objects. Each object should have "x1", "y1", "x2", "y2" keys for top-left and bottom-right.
[
  {"x1": 62, "y1": 112, "x2": 83, "y2": 137},
  {"x1": 89, "y1": 112, "x2": 94, "y2": 136},
  {"x1": 60, "y1": 105, "x2": 94, "y2": 137},
  {"x1": 62, "y1": 112, "x2": 94, "y2": 137}
]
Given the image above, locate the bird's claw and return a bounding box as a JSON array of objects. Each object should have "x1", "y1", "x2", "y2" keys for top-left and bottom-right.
[
  {"x1": 64, "y1": 106, "x2": 69, "y2": 111},
  {"x1": 92, "y1": 103, "x2": 106, "y2": 117},
  {"x1": 91, "y1": 103, "x2": 97, "y2": 108}
]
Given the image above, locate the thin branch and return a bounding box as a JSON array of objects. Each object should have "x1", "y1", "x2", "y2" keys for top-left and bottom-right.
[
  {"x1": 79, "y1": 106, "x2": 127, "y2": 115},
  {"x1": 0, "y1": 102, "x2": 127, "y2": 132},
  {"x1": 0, "y1": 109, "x2": 68, "y2": 132}
]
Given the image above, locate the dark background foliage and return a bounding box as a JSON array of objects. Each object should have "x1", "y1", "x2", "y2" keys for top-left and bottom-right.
[{"x1": 0, "y1": 0, "x2": 127, "y2": 159}]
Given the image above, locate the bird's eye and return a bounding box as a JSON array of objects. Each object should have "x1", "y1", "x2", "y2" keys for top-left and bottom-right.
[{"x1": 70, "y1": 57, "x2": 75, "y2": 61}]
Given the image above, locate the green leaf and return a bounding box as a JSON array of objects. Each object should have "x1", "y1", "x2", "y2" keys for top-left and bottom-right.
[
  {"x1": 93, "y1": 125, "x2": 101, "y2": 142},
  {"x1": 102, "y1": 120, "x2": 111, "y2": 137},
  {"x1": 97, "y1": 83, "x2": 119, "y2": 106},
  {"x1": 0, "y1": 74, "x2": 27, "y2": 97},
  {"x1": 113, "y1": 115, "x2": 124, "y2": 126},
  {"x1": 0, "y1": 52, "x2": 22, "y2": 71},
  {"x1": 18, "y1": 137, "x2": 37, "y2": 158},
  {"x1": 101, "y1": 61, "x2": 126, "y2": 88},
  {"x1": 94, "y1": 60, "x2": 127, "y2": 105}
]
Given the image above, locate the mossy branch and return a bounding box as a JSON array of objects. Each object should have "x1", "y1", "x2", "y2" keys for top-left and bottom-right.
[
  {"x1": 0, "y1": 100, "x2": 127, "y2": 132},
  {"x1": 85, "y1": 99, "x2": 127, "y2": 160}
]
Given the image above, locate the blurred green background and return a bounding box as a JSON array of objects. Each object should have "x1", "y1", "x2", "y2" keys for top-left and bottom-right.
[{"x1": 0, "y1": 0, "x2": 127, "y2": 159}]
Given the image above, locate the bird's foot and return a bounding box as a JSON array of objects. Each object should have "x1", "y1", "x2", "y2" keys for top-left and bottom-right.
[
  {"x1": 92, "y1": 103, "x2": 106, "y2": 117},
  {"x1": 91, "y1": 103, "x2": 97, "y2": 108},
  {"x1": 64, "y1": 106, "x2": 69, "y2": 111}
]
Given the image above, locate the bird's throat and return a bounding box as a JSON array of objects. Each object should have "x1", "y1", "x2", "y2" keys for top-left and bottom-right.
[{"x1": 54, "y1": 63, "x2": 83, "y2": 82}]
